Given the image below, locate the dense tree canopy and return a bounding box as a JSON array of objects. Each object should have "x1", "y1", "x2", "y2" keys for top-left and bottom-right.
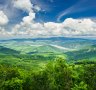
[{"x1": 0, "y1": 58, "x2": 96, "y2": 90}]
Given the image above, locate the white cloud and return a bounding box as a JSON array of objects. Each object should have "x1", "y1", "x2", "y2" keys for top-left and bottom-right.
[
  {"x1": 0, "y1": 0, "x2": 96, "y2": 38},
  {"x1": 34, "y1": 5, "x2": 41, "y2": 11},
  {"x1": 0, "y1": 11, "x2": 9, "y2": 39},
  {"x1": 22, "y1": 12, "x2": 35, "y2": 24},
  {"x1": 13, "y1": 0, "x2": 33, "y2": 12},
  {"x1": 0, "y1": 27, "x2": 12, "y2": 39},
  {"x1": 0, "y1": 11, "x2": 9, "y2": 25},
  {"x1": 63, "y1": 18, "x2": 96, "y2": 36},
  {"x1": 9, "y1": 18, "x2": 96, "y2": 38},
  {"x1": 1, "y1": 0, "x2": 96, "y2": 39}
]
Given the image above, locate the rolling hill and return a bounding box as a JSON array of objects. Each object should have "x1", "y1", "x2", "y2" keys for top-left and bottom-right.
[
  {"x1": 0, "y1": 37, "x2": 96, "y2": 63},
  {"x1": 0, "y1": 46, "x2": 20, "y2": 55},
  {"x1": 65, "y1": 45, "x2": 96, "y2": 61}
]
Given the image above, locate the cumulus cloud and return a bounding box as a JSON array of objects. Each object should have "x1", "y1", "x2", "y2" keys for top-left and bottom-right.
[
  {"x1": 0, "y1": 27, "x2": 12, "y2": 39},
  {"x1": 13, "y1": 0, "x2": 33, "y2": 12},
  {"x1": 62, "y1": 18, "x2": 96, "y2": 36},
  {"x1": 0, "y1": 10, "x2": 9, "y2": 39},
  {"x1": 22, "y1": 12, "x2": 35, "y2": 23},
  {"x1": 1, "y1": 17, "x2": 96, "y2": 39},
  {"x1": 1, "y1": 0, "x2": 96, "y2": 39},
  {"x1": 0, "y1": 11, "x2": 9, "y2": 25},
  {"x1": 9, "y1": 18, "x2": 96, "y2": 38}
]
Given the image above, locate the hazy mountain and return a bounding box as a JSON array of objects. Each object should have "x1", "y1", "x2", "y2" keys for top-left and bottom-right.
[{"x1": 0, "y1": 37, "x2": 96, "y2": 55}]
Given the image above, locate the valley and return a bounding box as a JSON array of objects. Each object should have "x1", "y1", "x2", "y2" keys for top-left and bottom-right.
[
  {"x1": 0, "y1": 37, "x2": 96, "y2": 90},
  {"x1": 0, "y1": 37, "x2": 96, "y2": 69}
]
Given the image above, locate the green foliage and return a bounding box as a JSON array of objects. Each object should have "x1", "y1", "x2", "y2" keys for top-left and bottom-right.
[
  {"x1": 52, "y1": 58, "x2": 73, "y2": 90},
  {"x1": 72, "y1": 81, "x2": 87, "y2": 90},
  {"x1": 2, "y1": 78, "x2": 23, "y2": 90},
  {"x1": 0, "y1": 57, "x2": 96, "y2": 90},
  {"x1": 82, "y1": 64, "x2": 96, "y2": 90},
  {"x1": 66, "y1": 47, "x2": 96, "y2": 61}
]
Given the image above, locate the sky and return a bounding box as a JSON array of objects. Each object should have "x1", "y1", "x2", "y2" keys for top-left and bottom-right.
[{"x1": 0, "y1": 0, "x2": 96, "y2": 39}]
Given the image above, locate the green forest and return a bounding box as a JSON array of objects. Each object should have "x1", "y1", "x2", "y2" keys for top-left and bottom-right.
[
  {"x1": 0, "y1": 38, "x2": 96, "y2": 90},
  {"x1": 0, "y1": 57, "x2": 96, "y2": 90}
]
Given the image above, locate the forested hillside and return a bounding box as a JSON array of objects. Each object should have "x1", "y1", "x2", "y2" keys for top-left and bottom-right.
[
  {"x1": 0, "y1": 38, "x2": 96, "y2": 90},
  {"x1": 0, "y1": 58, "x2": 96, "y2": 90}
]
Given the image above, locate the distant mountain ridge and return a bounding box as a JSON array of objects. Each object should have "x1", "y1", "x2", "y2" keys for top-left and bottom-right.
[
  {"x1": 0, "y1": 37, "x2": 95, "y2": 42},
  {"x1": 0, "y1": 37, "x2": 96, "y2": 59}
]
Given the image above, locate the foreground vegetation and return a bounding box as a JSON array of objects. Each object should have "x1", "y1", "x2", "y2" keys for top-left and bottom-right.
[{"x1": 0, "y1": 57, "x2": 96, "y2": 90}]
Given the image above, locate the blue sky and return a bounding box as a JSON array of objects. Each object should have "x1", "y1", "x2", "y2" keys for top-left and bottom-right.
[
  {"x1": 1, "y1": 0, "x2": 96, "y2": 23},
  {"x1": 0, "y1": 0, "x2": 96, "y2": 39}
]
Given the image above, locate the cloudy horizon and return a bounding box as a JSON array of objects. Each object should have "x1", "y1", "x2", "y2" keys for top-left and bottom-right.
[{"x1": 0, "y1": 0, "x2": 96, "y2": 39}]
